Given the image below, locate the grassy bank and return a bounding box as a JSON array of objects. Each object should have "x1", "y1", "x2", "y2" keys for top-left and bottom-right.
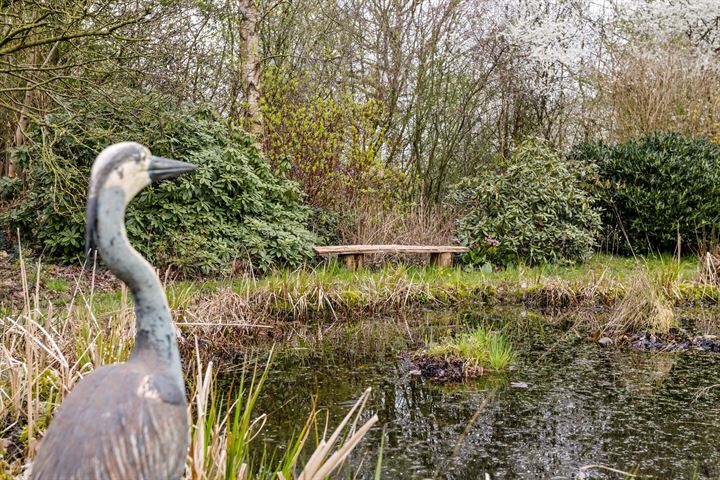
[
  {"x1": 3, "y1": 253, "x2": 720, "y2": 352},
  {"x1": 3, "y1": 254, "x2": 719, "y2": 352},
  {"x1": 5, "y1": 254, "x2": 709, "y2": 314},
  {"x1": 67, "y1": 254, "x2": 720, "y2": 324}
]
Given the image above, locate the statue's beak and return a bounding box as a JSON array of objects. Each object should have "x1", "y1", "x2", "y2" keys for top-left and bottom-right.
[{"x1": 148, "y1": 156, "x2": 197, "y2": 182}]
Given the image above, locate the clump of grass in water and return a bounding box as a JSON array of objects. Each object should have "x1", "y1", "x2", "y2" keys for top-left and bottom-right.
[
  {"x1": 605, "y1": 271, "x2": 676, "y2": 336},
  {"x1": 420, "y1": 328, "x2": 514, "y2": 381}
]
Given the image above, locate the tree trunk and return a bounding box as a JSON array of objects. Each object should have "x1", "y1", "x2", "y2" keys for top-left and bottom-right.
[
  {"x1": 239, "y1": 0, "x2": 263, "y2": 138},
  {"x1": 7, "y1": 43, "x2": 59, "y2": 177},
  {"x1": 7, "y1": 49, "x2": 37, "y2": 178},
  {"x1": 7, "y1": 90, "x2": 33, "y2": 177}
]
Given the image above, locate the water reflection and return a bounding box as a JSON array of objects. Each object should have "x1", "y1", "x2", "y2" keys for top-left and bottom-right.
[{"x1": 240, "y1": 310, "x2": 720, "y2": 479}]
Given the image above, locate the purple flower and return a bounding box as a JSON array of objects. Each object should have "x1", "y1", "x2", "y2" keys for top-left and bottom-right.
[
  {"x1": 452, "y1": 238, "x2": 462, "y2": 246},
  {"x1": 484, "y1": 237, "x2": 500, "y2": 247}
]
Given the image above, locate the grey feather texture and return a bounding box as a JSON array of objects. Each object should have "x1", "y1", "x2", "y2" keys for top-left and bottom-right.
[{"x1": 29, "y1": 363, "x2": 188, "y2": 480}]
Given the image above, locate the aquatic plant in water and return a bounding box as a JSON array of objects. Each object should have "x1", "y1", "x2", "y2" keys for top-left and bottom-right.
[{"x1": 416, "y1": 328, "x2": 514, "y2": 382}]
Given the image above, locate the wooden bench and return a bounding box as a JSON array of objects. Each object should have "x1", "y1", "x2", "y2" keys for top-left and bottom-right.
[{"x1": 314, "y1": 244, "x2": 469, "y2": 270}]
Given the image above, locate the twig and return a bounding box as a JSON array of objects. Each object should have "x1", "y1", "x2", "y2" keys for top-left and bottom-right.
[{"x1": 578, "y1": 464, "x2": 637, "y2": 478}]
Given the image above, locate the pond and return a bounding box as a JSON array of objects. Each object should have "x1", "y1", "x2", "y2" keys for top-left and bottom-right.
[{"x1": 241, "y1": 309, "x2": 720, "y2": 479}]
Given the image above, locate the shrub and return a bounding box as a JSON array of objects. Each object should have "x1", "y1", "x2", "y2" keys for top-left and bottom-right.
[
  {"x1": 451, "y1": 138, "x2": 601, "y2": 265},
  {"x1": 261, "y1": 67, "x2": 406, "y2": 211},
  {"x1": 0, "y1": 90, "x2": 315, "y2": 274},
  {"x1": 572, "y1": 132, "x2": 720, "y2": 254}
]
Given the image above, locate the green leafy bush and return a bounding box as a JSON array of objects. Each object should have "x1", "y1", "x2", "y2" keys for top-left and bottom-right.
[
  {"x1": 261, "y1": 67, "x2": 406, "y2": 211},
  {"x1": 0, "y1": 90, "x2": 315, "y2": 274},
  {"x1": 572, "y1": 132, "x2": 720, "y2": 254},
  {"x1": 451, "y1": 139, "x2": 601, "y2": 265}
]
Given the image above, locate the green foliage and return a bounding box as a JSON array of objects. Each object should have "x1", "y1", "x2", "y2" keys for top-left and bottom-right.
[
  {"x1": 305, "y1": 206, "x2": 343, "y2": 245},
  {"x1": 261, "y1": 67, "x2": 406, "y2": 211},
  {"x1": 451, "y1": 138, "x2": 602, "y2": 265},
  {"x1": 0, "y1": 90, "x2": 315, "y2": 274},
  {"x1": 572, "y1": 132, "x2": 720, "y2": 254}
]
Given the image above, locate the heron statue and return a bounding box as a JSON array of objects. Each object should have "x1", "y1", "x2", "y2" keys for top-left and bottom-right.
[{"x1": 30, "y1": 142, "x2": 196, "y2": 479}]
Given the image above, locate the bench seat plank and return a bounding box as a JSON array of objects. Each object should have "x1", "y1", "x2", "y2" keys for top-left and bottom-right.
[{"x1": 314, "y1": 244, "x2": 469, "y2": 255}]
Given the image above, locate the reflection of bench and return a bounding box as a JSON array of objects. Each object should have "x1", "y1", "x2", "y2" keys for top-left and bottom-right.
[{"x1": 314, "y1": 244, "x2": 469, "y2": 270}]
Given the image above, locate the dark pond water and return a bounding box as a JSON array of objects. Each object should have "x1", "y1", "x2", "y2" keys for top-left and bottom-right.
[{"x1": 243, "y1": 310, "x2": 720, "y2": 479}]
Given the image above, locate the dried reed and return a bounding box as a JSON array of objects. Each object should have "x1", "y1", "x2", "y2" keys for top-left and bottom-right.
[{"x1": 605, "y1": 272, "x2": 676, "y2": 336}]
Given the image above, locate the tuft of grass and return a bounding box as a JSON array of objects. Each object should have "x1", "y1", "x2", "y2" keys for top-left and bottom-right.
[
  {"x1": 606, "y1": 271, "x2": 676, "y2": 336},
  {"x1": 43, "y1": 279, "x2": 70, "y2": 294},
  {"x1": 486, "y1": 333, "x2": 516, "y2": 370},
  {"x1": 428, "y1": 327, "x2": 514, "y2": 372}
]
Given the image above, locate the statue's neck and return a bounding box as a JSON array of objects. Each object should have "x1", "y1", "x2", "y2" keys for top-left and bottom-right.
[{"x1": 94, "y1": 186, "x2": 183, "y2": 387}]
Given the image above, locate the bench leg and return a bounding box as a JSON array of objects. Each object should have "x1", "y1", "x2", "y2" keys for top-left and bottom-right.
[
  {"x1": 430, "y1": 252, "x2": 453, "y2": 268},
  {"x1": 338, "y1": 254, "x2": 365, "y2": 270},
  {"x1": 339, "y1": 254, "x2": 356, "y2": 270}
]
